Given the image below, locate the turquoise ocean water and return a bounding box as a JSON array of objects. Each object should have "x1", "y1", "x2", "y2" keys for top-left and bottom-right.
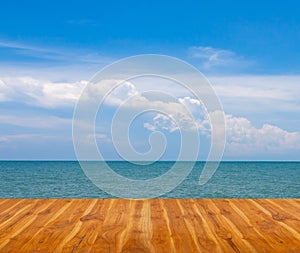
[{"x1": 0, "y1": 161, "x2": 299, "y2": 198}]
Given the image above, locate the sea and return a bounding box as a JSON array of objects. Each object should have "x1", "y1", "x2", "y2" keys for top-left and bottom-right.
[{"x1": 0, "y1": 161, "x2": 299, "y2": 198}]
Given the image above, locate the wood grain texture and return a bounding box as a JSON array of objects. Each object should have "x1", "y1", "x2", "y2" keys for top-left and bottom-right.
[{"x1": 0, "y1": 199, "x2": 299, "y2": 252}]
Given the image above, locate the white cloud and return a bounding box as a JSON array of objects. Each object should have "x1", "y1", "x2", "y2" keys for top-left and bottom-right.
[
  {"x1": 67, "y1": 19, "x2": 95, "y2": 25},
  {"x1": 2, "y1": 74, "x2": 299, "y2": 113},
  {"x1": 0, "y1": 41, "x2": 43, "y2": 51},
  {"x1": 124, "y1": 95, "x2": 208, "y2": 133},
  {"x1": 0, "y1": 77, "x2": 138, "y2": 109},
  {"x1": 211, "y1": 75, "x2": 300, "y2": 101},
  {"x1": 141, "y1": 96, "x2": 211, "y2": 134},
  {"x1": 0, "y1": 114, "x2": 71, "y2": 129},
  {"x1": 143, "y1": 122, "x2": 157, "y2": 131},
  {"x1": 189, "y1": 46, "x2": 241, "y2": 69},
  {"x1": 178, "y1": 96, "x2": 202, "y2": 106},
  {"x1": 0, "y1": 134, "x2": 63, "y2": 143},
  {"x1": 142, "y1": 95, "x2": 300, "y2": 156},
  {"x1": 225, "y1": 114, "x2": 300, "y2": 155},
  {"x1": 81, "y1": 80, "x2": 300, "y2": 156},
  {"x1": 1, "y1": 74, "x2": 300, "y2": 158},
  {"x1": 87, "y1": 133, "x2": 108, "y2": 140},
  {"x1": 0, "y1": 76, "x2": 86, "y2": 108},
  {"x1": 0, "y1": 135, "x2": 11, "y2": 142},
  {"x1": 144, "y1": 113, "x2": 179, "y2": 132},
  {"x1": 0, "y1": 40, "x2": 113, "y2": 65},
  {"x1": 84, "y1": 80, "x2": 206, "y2": 131},
  {"x1": 209, "y1": 75, "x2": 300, "y2": 118},
  {"x1": 84, "y1": 133, "x2": 110, "y2": 145},
  {"x1": 100, "y1": 81, "x2": 139, "y2": 106}
]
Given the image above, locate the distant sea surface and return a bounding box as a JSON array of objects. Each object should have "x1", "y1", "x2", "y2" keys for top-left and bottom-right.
[{"x1": 0, "y1": 161, "x2": 299, "y2": 198}]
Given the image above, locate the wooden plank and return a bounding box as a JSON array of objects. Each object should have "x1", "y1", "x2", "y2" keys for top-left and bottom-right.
[
  {"x1": 0, "y1": 199, "x2": 299, "y2": 252},
  {"x1": 92, "y1": 199, "x2": 131, "y2": 253},
  {"x1": 150, "y1": 199, "x2": 174, "y2": 252},
  {"x1": 162, "y1": 199, "x2": 200, "y2": 252},
  {"x1": 196, "y1": 199, "x2": 245, "y2": 252},
  {"x1": 120, "y1": 200, "x2": 154, "y2": 253}
]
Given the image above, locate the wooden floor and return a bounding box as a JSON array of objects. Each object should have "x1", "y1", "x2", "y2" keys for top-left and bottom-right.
[{"x1": 0, "y1": 199, "x2": 299, "y2": 252}]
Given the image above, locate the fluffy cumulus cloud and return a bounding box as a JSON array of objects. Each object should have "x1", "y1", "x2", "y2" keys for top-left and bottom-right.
[
  {"x1": 225, "y1": 115, "x2": 300, "y2": 155},
  {"x1": 144, "y1": 113, "x2": 179, "y2": 132},
  {"x1": 84, "y1": 80, "x2": 209, "y2": 133},
  {"x1": 83, "y1": 79, "x2": 139, "y2": 106},
  {"x1": 141, "y1": 94, "x2": 300, "y2": 156},
  {"x1": 143, "y1": 96, "x2": 210, "y2": 134},
  {"x1": 0, "y1": 76, "x2": 86, "y2": 108},
  {"x1": 1, "y1": 75, "x2": 300, "y2": 158}
]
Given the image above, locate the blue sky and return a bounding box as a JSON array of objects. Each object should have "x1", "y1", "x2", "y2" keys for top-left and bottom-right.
[{"x1": 1, "y1": 0, "x2": 300, "y2": 160}]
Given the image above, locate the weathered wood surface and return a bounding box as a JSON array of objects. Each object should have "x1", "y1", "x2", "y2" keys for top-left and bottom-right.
[{"x1": 0, "y1": 199, "x2": 299, "y2": 252}]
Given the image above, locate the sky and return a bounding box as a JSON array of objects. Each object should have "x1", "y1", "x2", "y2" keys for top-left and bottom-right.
[{"x1": 0, "y1": 0, "x2": 300, "y2": 160}]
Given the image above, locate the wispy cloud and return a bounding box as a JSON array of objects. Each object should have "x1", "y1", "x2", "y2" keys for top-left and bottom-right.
[
  {"x1": 67, "y1": 19, "x2": 96, "y2": 26},
  {"x1": 0, "y1": 114, "x2": 72, "y2": 129},
  {"x1": 0, "y1": 39, "x2": 113, "y2": 65},
  {"x1": 0, "y1": 134, "x2": 45, "y2": 143},
  {"x1": 0, "y1": 41, "x2": 42, "y2": 51},
  {"x1": 210, "y1": 75, "x2": 300, "y2": 114},
  {"x1": 188, "y1": 46, "x2": 251, "y2": 70},
  {"x1": 0, "y1": 40, "x2": 66, "y2": 61}
]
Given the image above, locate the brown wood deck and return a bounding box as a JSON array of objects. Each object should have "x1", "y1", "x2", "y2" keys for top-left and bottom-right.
[{"x1": 0, "y1": 199, "x2": 299, "y2": 252}]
